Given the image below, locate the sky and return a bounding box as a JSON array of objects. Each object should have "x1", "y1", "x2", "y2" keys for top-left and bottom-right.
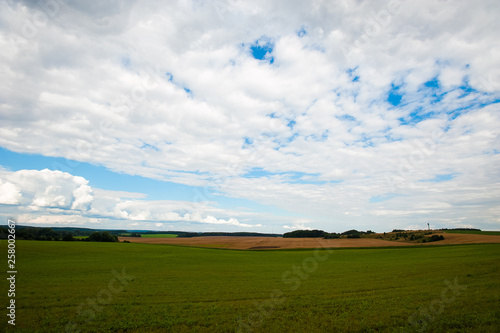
[{"x1": 0, "y1": 0, "x2": 499, "y2": 233}]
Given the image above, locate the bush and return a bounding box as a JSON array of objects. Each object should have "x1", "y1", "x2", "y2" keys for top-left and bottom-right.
[
  {"x1": 429, "y1": 235, "x2": 445, "y2": 242},
  {"x1": 346, "y1": 234, "x2": 360, "y2": 239}
]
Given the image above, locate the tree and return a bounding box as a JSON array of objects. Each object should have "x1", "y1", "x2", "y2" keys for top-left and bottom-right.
[
  {"x1": 341, "y1": 229, "x2": 361, "y2": 236},
  {"x1": 62, "y1": 233, "x2": 75, "y2": 241},
  {"x1": 283, "y1": 229, "x2": 326, "y2": 238},
  {"x1": 88, "y1": 232, "x2": 102, "y2": 242},
  {"x1": 88, "y1": 231, "x2": 118, "y2": 242},
  {"x1": 100, "y1": 231, "x2": 118, "y2": 242},
  {"x1": 429, "y1": 235, "x2": 445, "y2": 242},
  {"x1": 0, "y1": 226, "x2": 8, "y2": 239}
]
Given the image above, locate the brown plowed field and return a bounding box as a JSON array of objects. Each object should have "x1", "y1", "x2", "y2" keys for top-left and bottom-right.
[
  {"x1": 429, "y1": 232, "x2": 500, "y2": 245},
  {"x1": 119, "y1": 232, "x2": 500, "y2": 250}
]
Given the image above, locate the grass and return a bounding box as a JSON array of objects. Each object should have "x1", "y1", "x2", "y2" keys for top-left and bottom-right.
[
  {"x1": 2, "y1": 241, "x2": 499, "y2": 332},
  {"x1": 442, "y1": 230, "x2": 500, "y2": 236},
  {"x1": 139, "y1": 233, "x2": 178, "y2": 238}
]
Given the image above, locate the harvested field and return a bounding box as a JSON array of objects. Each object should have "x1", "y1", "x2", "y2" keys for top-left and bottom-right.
[
  {"x1": 119, "y1": 232, "x2": 500, "y2": 250},
  {"x1": 435, "y1": 232, "x2": 500, "y2": 244}
]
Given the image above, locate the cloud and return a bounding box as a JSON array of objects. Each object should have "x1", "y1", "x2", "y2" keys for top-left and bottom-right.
[
  {"x1": 0, "y1": 179, "x2": 21, "y2": 205},
  {"x1": 0, "y1": 168, "x2": 262, "y2": 228},
  {"x1": 0, "y1": 169, "x2": 93, "y2": 210}
]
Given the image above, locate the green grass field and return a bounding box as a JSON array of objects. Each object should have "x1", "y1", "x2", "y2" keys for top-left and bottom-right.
[
  {"x1": 442, "y1": 230, "x2": 500, "y2": 236},
  {"x1": 2, "y1": 241, "x2": 499, "y2": 332},
  {"x1": 139, "y1": 233, "x2": 178, "y2": 238}
]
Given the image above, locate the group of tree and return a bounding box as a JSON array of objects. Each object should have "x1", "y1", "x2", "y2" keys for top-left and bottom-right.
[
  {"x1": 379, "y1": 230, "x2": 445, "y2": 242},
  {"x1": 123, "y1": 232, "x2": 142, "y2": 237},
  {"x1": 0, "y1": 226, "x2": 119, "y2": 242},
  {"x1": 283, "y1": 229, "x2": 375, "y2": 239},
  {"x1": 283, "y1": 229, "x2": 326, "y2": 238},
  {"x1": 0, "y1": 226, "x2": 65, "y2": 241},
  {"x1": 87, "y1": 231, "x2": 119, "y2": 242},
  {"x1": 428, "y1": 235, "x2": 445, "y2": 242},
  {"x1": 342, "y1": 229, "x2": 375, "y2": 237}
]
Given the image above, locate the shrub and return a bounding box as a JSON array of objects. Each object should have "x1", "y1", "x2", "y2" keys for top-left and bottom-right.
[{"x1": 429, "y1": 235, "x2": 445, "y2": 242}]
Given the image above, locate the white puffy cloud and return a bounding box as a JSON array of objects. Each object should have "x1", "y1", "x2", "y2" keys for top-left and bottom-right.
[
  {"x1": 0, "y1": 169, "x2": 261, "y2": 229},
  {"x1": 0, "y1": 0, "x2": 499, "y2": 231},
  {"x1": 0, "y1": 179, "x2": 21, "y2": 205},
  {"x1": 0, "y1": 169, "x2": 93, "y2": 210}
]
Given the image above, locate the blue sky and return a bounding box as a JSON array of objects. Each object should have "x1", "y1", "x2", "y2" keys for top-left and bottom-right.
[
  {"x1": 0, "y1": 0, "x2": 499, "y2": 232},
  {"x1": 0, "y1": 147, "x2": 293, "y2": 226}
]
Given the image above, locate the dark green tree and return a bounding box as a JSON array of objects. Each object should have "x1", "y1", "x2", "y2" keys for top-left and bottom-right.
[{"x1": 62, "y1": 233, "x2": 75, "y2": 241}]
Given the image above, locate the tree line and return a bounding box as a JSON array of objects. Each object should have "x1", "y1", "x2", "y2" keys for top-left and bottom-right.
[
  {"x1": 283, "y1": 229, "x2": 375, "y2": 239},
  {"x1": 0, "y1": 226, "x2": 119, "y2": 242}
]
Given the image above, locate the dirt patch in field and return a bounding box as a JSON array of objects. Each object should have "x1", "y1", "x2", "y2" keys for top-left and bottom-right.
[{"x1": 119, "y1": 232, "x2": 500, "y2": 250}]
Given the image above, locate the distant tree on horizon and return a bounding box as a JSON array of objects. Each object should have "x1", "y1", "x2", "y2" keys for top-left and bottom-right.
[{"x1": 87, "y1": 231, "x2": 118, "y2": 242}]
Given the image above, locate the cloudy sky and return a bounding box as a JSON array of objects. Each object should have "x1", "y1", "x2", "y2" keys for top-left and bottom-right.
[{"x1": 1, "y1": 0, "x2": 499, "y2": 233}]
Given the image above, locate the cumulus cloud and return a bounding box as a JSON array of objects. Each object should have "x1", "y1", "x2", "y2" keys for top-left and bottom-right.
[
  {"x1": 0, "y1": 0, "x2": 499, "y2": 231},
  {"x1": 0, "y1": 179, "x2": 21, "y2": 205},
  {"x1": 0, "y1": 169, "x2": 260, "y2": 228},
  {"x1": 0, "y1": 169, "x2": 93, "y2": 210}
]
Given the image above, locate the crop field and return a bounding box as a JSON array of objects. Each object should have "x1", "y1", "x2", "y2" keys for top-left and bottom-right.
[
  {"x1": 119, "y1": 232, "x2": 500, "y2": 249},
  {"x1": 443, "y1": 230, "x2": 500, "y2": 236},
  {"x1": 3, "y1": 241, "x2": 499, "y2": 332}
]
